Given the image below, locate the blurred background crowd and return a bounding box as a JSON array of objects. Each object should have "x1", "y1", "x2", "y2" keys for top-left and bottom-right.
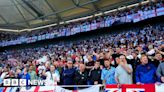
[
  {"x1": 0, "y1": 24, "x2": 163, "y2": 86},
  {"x1": 0, "y1": 1, "x2": 163, "y2": 47}
]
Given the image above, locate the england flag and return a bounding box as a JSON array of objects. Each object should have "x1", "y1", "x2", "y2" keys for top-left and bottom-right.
[
  {"x1": 105, "y1": 88, "x2": 121, "y2": 92},
  {"x1": 126, "y1": 88, "x2": 145, "y2": 92}
]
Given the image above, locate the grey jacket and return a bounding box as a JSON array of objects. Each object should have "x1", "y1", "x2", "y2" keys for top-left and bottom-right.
[{"x1": 156, "y1": 62, "x2": 164, "y2": 82}]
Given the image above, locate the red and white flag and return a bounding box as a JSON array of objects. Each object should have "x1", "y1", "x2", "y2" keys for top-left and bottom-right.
[
  {"x1": 155, "y1": 84, "x2": 164, "y2": 92},
  {"x1": 126, "y1": 88, "x2": 145, "y2": 92},
  {"x1": 105, "y1": 85, "x2": 122, "y2": 92}
]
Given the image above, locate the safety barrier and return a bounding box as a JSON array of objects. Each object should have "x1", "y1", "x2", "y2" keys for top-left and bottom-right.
[{"x1": 0, "y1": 84, "x2": 164, "y2": 92}]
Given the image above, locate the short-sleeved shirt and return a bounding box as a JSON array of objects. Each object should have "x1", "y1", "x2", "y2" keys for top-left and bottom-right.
[
  {"x1": 45, "y1": 71, "x2": 60, "y2": 86},
  {"x1": 115, "y1": 64, "x2": 133, "y2": 84},
  {"x1": 101, "y1": 66, "x2": 116, "y2": 84},
  {"x1": 29, "y1": 71, "x2": 37, "y2": 80}
]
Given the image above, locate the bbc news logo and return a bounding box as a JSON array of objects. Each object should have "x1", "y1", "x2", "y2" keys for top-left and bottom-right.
[
  {"x1": 3, "y1": 79, "x2": 26, "y2": 86},
  {"x1": 3, "y1": 79, "x2": 47, "y2": 86}
]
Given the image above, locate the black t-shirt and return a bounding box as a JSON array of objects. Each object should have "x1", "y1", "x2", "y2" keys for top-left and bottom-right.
[
  {"x1": 127, "y1": 58, "x2": 140, "y2": 70},
  {"x1": 89, "y1": 68, "x2": 102, "y2": 84},
  {"x1": 86, "y1": 61, "x2": 94, "y2": 73},
  {"x1": 150, "y1": 59, "x2": 160, "y2": 68},
  {"x1": 75, "y1": 70, "x2": 88, "y2": 85},
  {"x1": 111, "y1": 54, "x2": 121, "y2": 67},
  {"x1": 112, "y1": 54, "x2": 120, "y2": 59},
  {"x1": 99, "y1": 59, "x2": 104, "y2": 67},
  {"x1": 86, "y1": 61, "x2": 94, "y2": 66}
]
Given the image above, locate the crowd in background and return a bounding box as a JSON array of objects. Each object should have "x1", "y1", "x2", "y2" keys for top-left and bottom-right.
[
  {"x1": 0, "y1": 24, "x2": 163, "y2": 86},
  {"x1": 0, "y1": 0, "x2": 164, "y2": 47}
]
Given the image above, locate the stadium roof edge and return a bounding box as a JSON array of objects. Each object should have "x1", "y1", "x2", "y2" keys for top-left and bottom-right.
[{"x1": 0, "y1": 0, "x2": 150, "y2": 33}]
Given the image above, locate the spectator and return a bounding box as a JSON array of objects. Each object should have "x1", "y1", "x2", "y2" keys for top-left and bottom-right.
[
  {"x1": 61, "y1": 59, "x2": 76, "y2": 85},
  {"x1": 75, "y1": 63, "x2": 88, "y2": 85},
  {"x1": 37, "y1": 63, "x2": 46, "y2": 80},
  {"x1": 101, "y1": 59, "x2": 116, "y2": 84},
  {"x1": 0, "y1": 67, "x2": 3, "y2": 85},
  {"x1": 20, "y1": 67, "x2": 31, "y2": 86},
  {"x1": 44, "y1": 65, "x2": 60, "y2": 86},
  {"x1": 156, "y1": 60, "x2": 164, "y2": 83},
  {"x1": 0, "y1": 67, "x2": 9, "y2": 81},
  {"x1": 53, "y1": 61, "x2": 62, "y2": 74},
  {"x1": 112, "y1": 48, "x2": 121, "y2": 67},
  {"x1": 4, "y1": 69, "x2": 15, "y2": 79},
  {"x1": 115, "y1": 55, "x2": 133, "y2": 84},
  {"x1": 89, "y1": 61, "x2": 102, "y2": 85},
  {"x1": 155, "y1": 53, "x2": 163, "y2": 63},
  {"x1": 135, "y1": 54, "x2": 157, "y2": 84},
  {"x1": 85, "y1": 55, "x2": 94, "y2": 71},
  {"x1": 131, "y1": 52, "x2": 140, "y2": 83},
  {"x1": 28, "y1": 65, "x2": 37, "y2": 80}
]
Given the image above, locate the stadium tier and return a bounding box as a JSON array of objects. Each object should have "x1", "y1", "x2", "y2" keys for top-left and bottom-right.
[{"x1": 0, "y1": 1, "x2": 164, "y2": 47}]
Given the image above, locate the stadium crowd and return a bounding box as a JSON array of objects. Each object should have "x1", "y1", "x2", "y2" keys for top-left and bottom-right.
[
  {"x1": 0, "y1": 0, "x2": 163, "y2": 46},
  {"x1": 0, "y1": 24, "x2": 163, "y2": 86}
]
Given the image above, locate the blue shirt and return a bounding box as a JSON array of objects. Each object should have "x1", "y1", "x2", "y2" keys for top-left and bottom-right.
[
  {"x1": 20, "y1": 73, "x2": 31, "y2": 86},
  {"x1": 21, "y1": 73, "x2": 31, "y2": 80},
  {"x1": 135, "y1": 63, "x2": 156, "y2": 83},
  {"x1": 92, "y1": 55, "x2": 97, "y2": 61},
  {"x1": 101, "y1": 66, "x2": 116, "y2": 84}
]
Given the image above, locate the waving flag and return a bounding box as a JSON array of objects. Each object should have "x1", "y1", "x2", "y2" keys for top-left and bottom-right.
[
  {"x1": 105, "y1": 84, "x2": 156, "y2": 92},
  {"x1": 55, "y1": 85, "x2": 100, "y2": 92},
  {"x1": 155, "y1": 84, "x2": 164, "y2": 92},
  {"x1": 20, "y1": 86, "x2": 54, "y2": 92},
  {"x1": 0, "y1": 84, "x2": 164, "y2": 92},
  {"x1": 105, "y1": 88, "x2": 121, "y2": 92},
  {"x1": 123, "y1": 84, "x2": 155, "y2": 92},
  {"x1": 1, "y1": 87, "x2": 18, "y2": 92},
  {"x1": 105, "y1": 85, "x2": 121, "y2": 92},
  {"x1": 126, "y1": 88, "x2": 145, "y2": 92},
  {"x1": 20, "y1": 85, "x2": 100, "y2": 92}
]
